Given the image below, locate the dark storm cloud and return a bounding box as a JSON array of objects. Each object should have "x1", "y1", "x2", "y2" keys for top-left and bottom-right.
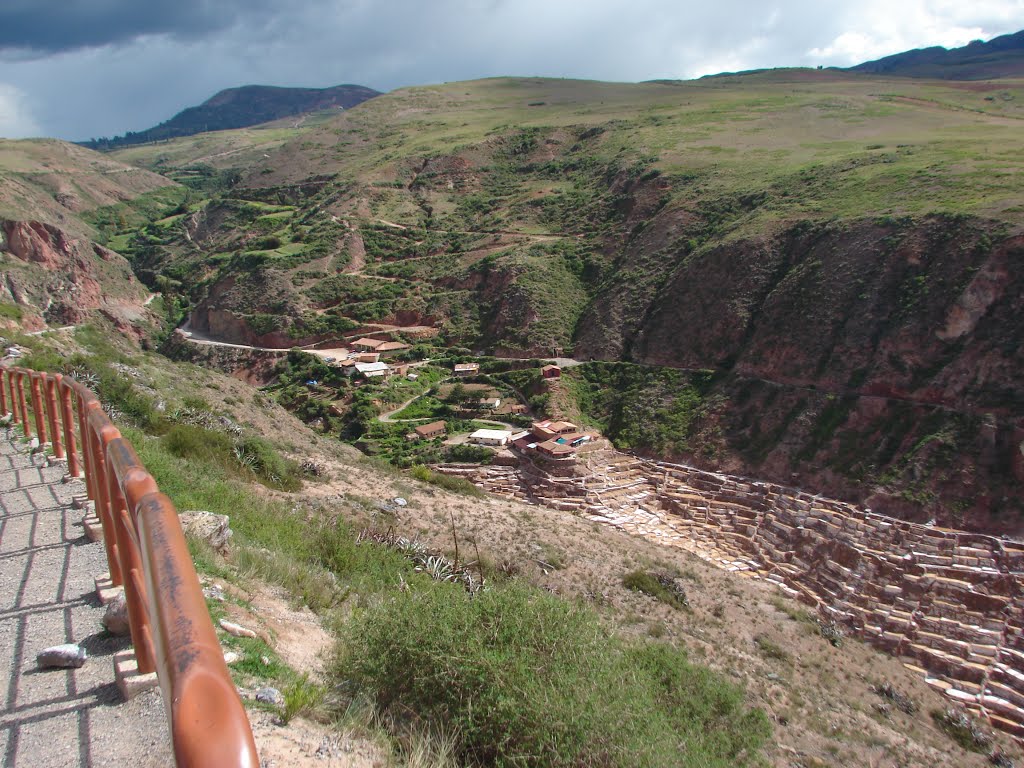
[{"x1": 0, "y1": 0, "x2": 277, "y2": 54}]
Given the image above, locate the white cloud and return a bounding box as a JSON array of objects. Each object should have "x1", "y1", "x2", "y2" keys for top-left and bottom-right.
[
  {"x1": 0, "y1": 83, "x2": 40, "y2": 138},
  {"x1": 806, "y1": 0, "x2": 1023, "y2": 65}
]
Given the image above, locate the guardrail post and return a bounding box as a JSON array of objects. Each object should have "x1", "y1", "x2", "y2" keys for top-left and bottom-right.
[
  {"x1": 77, "y1": 390, "x2": 96, "y2": 502},
  {"x1": 16, "y1": 372, "x2": 30, "y2": 439},
  {"x1": 0, "y1": 369, "x2": 7, "y2": 416},
  {"x1": 87, "y1": 410, "x2": 123, "y2": 586},
  {"x1": 57, "y1": 376, "x2": 80, "y2": 478},
  {"x1": 44, "y1": 376, "x2": 63, "y2": 459},
  {"x1": 4, "y1": 370, "x2": 16, "y2": 424},
  {"x1": 30, "y1": 374, "x2": 47, "y2": 445}
]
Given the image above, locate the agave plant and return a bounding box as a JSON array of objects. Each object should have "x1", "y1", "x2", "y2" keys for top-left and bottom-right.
[
  {"x1": 417, "y1": 555, "x2": 457, "y2": 582},
  {"x1": 233, "y1": 444, "x2": 257, "y2": 469},
  {"x1": 64, "y1": 365, "x2": 99, "y2": 389}
]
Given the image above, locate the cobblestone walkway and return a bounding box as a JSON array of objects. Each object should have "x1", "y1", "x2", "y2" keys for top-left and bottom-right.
[{"x1": 0, "y1": 427, "x2": 172, "y2": 767}]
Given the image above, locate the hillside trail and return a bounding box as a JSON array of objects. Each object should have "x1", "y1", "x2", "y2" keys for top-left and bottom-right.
[
  {"x1": 0, "y1": 427, "x2": 172, "y2": 767},
  {"x1": 377, "y1": 396, "x2": 423, "y2": 422}
]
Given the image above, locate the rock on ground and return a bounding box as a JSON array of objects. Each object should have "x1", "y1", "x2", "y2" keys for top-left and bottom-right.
[{"x1": 180, "y1": 510, "x2": 233, "y2": 554}]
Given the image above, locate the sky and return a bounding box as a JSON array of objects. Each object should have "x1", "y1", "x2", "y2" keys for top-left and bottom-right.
[{"x1": 0, "y1": 0, "x2": 1021, "y2": 141}]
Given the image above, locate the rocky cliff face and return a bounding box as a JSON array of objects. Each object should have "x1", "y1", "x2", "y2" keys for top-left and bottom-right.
[
  {"x1": 0, "y1": 219, "x2": 153, "y2": 336},
  {"x1": 571, "y1": 214, "x2": 1024, "y2": 533}
]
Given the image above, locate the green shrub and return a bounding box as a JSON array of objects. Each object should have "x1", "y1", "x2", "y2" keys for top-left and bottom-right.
[
  {"x1": 333, "y1": 582, "x2": 769, "y2": 767},
  {"x1": 753, "y1": 634, "x2": 791, "y2": 663},
  {"x1": 234, "y1": 435, "x2": 302, "y2": 491},
  {"x1": 623, "y1": 570, "x2": 689, "y2": 610},
  {"x1": 444, "y1": 444, "x2": 495, "y2": 464},
  {"x1": 280, "y1": 674, "x2": 325, "y2": 724},
  {"x1": 409, "y1": 465, "x2": 483, "y2": 496},
  {"x1": 931, "y1": 708, "x2": 992, "y2": 753},
  {"x1": 162, "y1": 425, "x2": 302, "y2": 491}
]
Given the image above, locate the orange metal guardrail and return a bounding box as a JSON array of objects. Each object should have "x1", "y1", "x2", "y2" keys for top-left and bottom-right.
[{"x1": 1, "y1": 365, "x2": 259, "y2": 768}]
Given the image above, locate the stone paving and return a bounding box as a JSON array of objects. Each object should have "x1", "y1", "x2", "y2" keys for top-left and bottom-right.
[{"x1": 0, "y1": 427, "x2": 171, "y2": 767}]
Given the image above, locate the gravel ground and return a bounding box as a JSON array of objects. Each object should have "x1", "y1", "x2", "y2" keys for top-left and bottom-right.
[{"x1": 0, "y1": 427, "x2": 172, "y2": 767}]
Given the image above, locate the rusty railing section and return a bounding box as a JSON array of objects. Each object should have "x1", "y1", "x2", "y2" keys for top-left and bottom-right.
[{"x1": 1, "y1": 366, "x2": 259, "y2": 767}]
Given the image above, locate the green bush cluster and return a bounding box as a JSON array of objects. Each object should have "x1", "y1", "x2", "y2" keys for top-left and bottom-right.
[
  {"x1": 409, "y1": 465, "x2": 483, "y2": 496},
  {"x1": 567, "y1": 363, "x2": 721, "y2": 455},
  {"x1": 623, "y1": 570, "x2": 689, "y2": 610},
  {"x1": 333, "y1": 582, "x2": 769, "y2": 767},
  {"x1": 163, "y1": 424, "x2": 302, "y2": 491}
]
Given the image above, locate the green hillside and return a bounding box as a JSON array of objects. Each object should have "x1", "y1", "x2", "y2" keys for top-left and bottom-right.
[{"x1": 101, "y1": 72, "x2": 1024, "y2": 532}]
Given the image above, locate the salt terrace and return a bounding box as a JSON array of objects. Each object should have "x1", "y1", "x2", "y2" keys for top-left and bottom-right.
[{"x1": 435, "y1": 448, "x2": 1024, "y2": 741}]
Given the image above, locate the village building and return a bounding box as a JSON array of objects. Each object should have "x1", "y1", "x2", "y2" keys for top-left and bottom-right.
[
  {"x1": 530, "y1": 419, "x2": 578, "y2": 441},
  {"x1": 413, "y1": 420, "x2": 447, "y2": 440},
  {"x1": 338, "y1": 359, "x2": 358, "y2": 376},
  {"x1": 352, "y1": 337, "x2": 386, "y2": 352},
  {"x1": 536, "y1": 439, "x2": 576, "y2": 459},
  {"x1": 376, "y1": 341, "x2": 411, "y2": 354},
  {"x1": 453, "y1": 362, "x2": 479, "y2": 377},
  {"x1": 541, "y1": 364, "x2": 561, "y2": 379},
  {"x1": 468, "y1": 428, "x2": 513, "y2": 447},
  {"x1": 354, "y1": 361, "x2": 390, "y2": 379},
  {"x1": 548, "y1": 420, "x2": 578, "y2": 434},
  {"x1": 499, "y1": 402, "x2": 529, "y2": 415},
  {"x1": 478, "y1": 397, "x2": 501, "y2": 410},
  {"x1": 356, "y1": 352, "x2": 381, "y2": 363},
  {"x1": 559, "y1": 432, "x2": 592, "y2": 448}
]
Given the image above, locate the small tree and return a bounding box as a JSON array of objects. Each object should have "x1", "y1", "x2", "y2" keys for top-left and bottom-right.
[{"x1": 446, "y1": 383, "x2": 470, "y2": 406}]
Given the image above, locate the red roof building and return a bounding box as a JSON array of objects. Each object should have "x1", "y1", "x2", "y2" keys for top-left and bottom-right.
[
  {"x1": 541, "y1": 364, "x2": 561, "y2": 379},
  {"x1": 413, "y1": 421, "x2": 447, "y2": 440}
]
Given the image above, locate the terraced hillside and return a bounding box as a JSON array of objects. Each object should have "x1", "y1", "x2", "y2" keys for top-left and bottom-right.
[{"x1": 105, "y1": 72, "x2": 1024, "y2": 531}]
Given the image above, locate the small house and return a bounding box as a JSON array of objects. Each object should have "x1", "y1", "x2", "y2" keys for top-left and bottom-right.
[
  {"x1": 376, "y1": 341, "x2": 411, "y2": 355},
  {"x1": 536, "y1": 439, "x2": 576, "y2": 459},
  {"x1": 354, "y1": 361, "x2": 390, "y2": 379},
  {"x1": 548, "y1": 420, "x2": 578, "y2": 434},
  {"x1": 468, "y1": 428, "x2": 513, "y2": 447},
  {"x1": 530, "y1": 419, "x2": 577, "y2": 440},
  {"x1": 352, "y1": 337, "x2": 385, "y2": 352},
  {"x1": 541, "y1": 365, "x2": 561, "y2": 379},
  {"x1": 414, "y1": 421, "x2": 447, "y2": 440},
  {"x1": 356, "y1": 352, "x2": 381, "y2": 363},
  {"x1": 530, "y1": 421, "x2": 560, "y2": 442},
  {"x1": 478, "y1": 397, "x2": 501, "y2": 410},
  {"x1": 453, "y1": 362, "x2": 479, "y2": 377}
]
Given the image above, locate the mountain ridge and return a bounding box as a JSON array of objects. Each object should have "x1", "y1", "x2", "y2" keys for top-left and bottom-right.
[
  {"x1": 847, "y1": 28, "x2": 1024, "y2": 79},
  {"x1": 79, "y1": 83, "x2": 381, "y2": 150}
]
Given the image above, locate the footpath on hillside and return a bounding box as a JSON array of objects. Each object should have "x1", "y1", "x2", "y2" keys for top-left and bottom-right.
[{"x1": 0, "y1": 428, "x2": 172, "y2": 767}]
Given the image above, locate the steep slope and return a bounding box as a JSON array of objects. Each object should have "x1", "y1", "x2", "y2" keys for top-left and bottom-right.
[
  {"x1": 848, "y1": 29, "x2": 1024, "y2": 80},
  {"x1": 0, "y1": 138, "x2": 177, "y2": 239},
  {"x1": 0, "y1": 138, "x2": 180, "y2": 330},
  {"x1": 109, "y1": 73, "x2": 1024, "y2": 530},
  {"x1": 81, "y1": 84, "x2": 381, "y2": 150}
]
